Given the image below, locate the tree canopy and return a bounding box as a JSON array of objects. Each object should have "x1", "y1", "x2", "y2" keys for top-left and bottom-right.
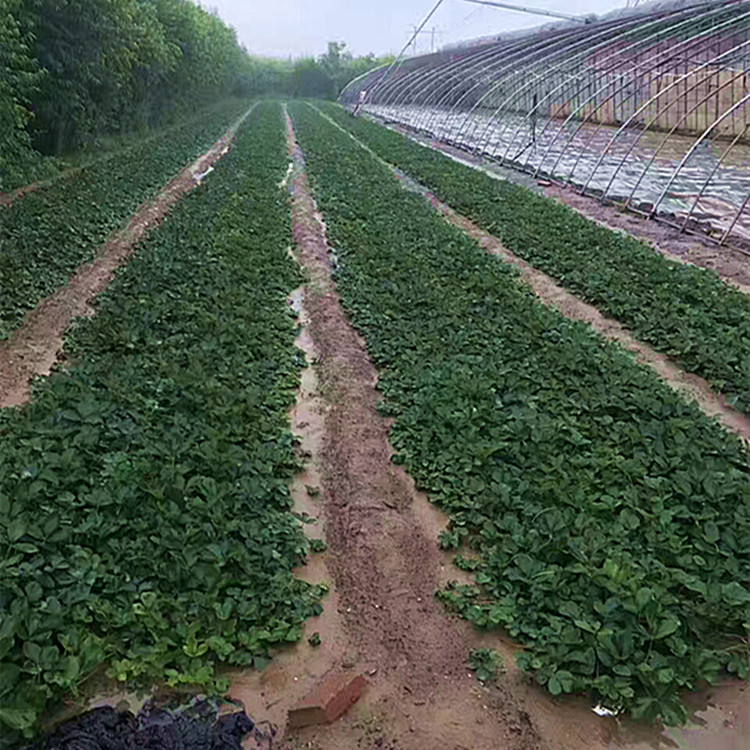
[
  {"x1": 0, "y1": 0, "x2": 389, "y2": 190},
  {"x1": 291, "y1": 42, "x2": 391, "y2": 99}
]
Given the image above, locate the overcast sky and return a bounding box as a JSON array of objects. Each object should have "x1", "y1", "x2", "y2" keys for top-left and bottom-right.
[{"x1": 205, "y1": 0, "x2": 631, "y2": 59}]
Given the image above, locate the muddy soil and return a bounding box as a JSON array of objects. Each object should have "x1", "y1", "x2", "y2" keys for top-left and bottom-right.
[
  {"x1": 29, "y1": 107, "x2": 748, "y2": 750},
  {"x1": 0, "y1": 107, "x2": 253, "y2": 409},
  {"x1": 236, "y1": 112, "x2": 544, "y2": 750}
]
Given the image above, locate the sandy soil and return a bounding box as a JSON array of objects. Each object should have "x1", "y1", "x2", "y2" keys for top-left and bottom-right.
[{"x1": 0, "y1": 107, "x2": 253, "y2": 409}]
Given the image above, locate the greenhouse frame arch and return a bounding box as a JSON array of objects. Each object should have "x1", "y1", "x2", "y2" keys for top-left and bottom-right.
[{"x1": 340, "y1": 0, "x2": 750, "y2": 250}]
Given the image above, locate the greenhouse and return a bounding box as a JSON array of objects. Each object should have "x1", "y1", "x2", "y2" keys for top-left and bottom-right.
[{"x1": 340, "y1": 0, "x2": 750, "y2": 249}]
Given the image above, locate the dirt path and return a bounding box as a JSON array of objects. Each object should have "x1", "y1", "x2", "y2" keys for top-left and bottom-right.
[
  {"x1": 0, "y1": 177, "x2": 60, "y2": 208},
  {"x1": 0, "y1": 105, "x2": 255, "y2": 409},
  {"x1": 314, "y1": 106, "x2": 750, "y2": 444},
  {"x1": 269, "y1": 106, "x2": 749, "y2": 750}
]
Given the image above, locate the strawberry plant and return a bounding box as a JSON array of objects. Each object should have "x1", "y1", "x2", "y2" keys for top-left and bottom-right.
[
  {"x1": 318, "y1": 102, "x2": 750, "y2": 417},
  {"x1": 0, "y1": 102, "x2": 323, "y2": 745},
  {"x1": 0, "y1": 99, "x2": 249, "y2": 340},
  {"x1": 287, "y1": 101, "x2": 750, "y2": 726},
  {"x1": 469, "y1": 648, "x2": 504, "y2": 683}
]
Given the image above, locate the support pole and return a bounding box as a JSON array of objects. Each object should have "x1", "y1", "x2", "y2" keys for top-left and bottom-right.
[
  {"x1": 354, "y1": 0, "x2": 446, "y2": 115},
  {"x1": 459, "y1": 0, "x2": 586, "y2": 24}
]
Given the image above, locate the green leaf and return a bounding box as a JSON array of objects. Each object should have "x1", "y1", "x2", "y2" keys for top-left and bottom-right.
[
  {"x1": 635, "y1": 587, "x2": 652, "y2": 611},
  {"x1": 653, "y1": 618, "x2": 680, "y2": 640},
  {"x1": 703, "y1": 522, "x2": 720, "y2": 544},
  {"x1": 722, "y1": 583, "x2": 750, "y2": 606},
  {"x1": 0, "y1": 707, "x2": 37, "y2": 730},
  {"x1": 61, "y1": 656, "x2": 80, "y2": 682},
  {"x1": 25, "y1": 581, "x2": 43, "y2": 603},
  {"x1": 22, "y1": 641, "x2": 41, "y2": 663},
  {"x1": 7, "y1": 518, "x2": 26, "y2": 542}
]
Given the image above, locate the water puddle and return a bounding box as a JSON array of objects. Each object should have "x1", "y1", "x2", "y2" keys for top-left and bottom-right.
[
  {"x1": 193, "y1": 164, "x2": 215, "y2": 183},
  {"x1": 279, "y1": 161, "x2": 294, "y2": 189},
  {"x1": 228, "y1": 283, "x2": 347, "y2": 736}
]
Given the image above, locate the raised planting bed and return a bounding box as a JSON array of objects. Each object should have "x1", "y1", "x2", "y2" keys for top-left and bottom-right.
[
  {"x1": 0, "y1": 99, "x2": 249, "y2": 340},
  {"x1": 318, "y1": 102, "x2": 750, "y2": 417}
]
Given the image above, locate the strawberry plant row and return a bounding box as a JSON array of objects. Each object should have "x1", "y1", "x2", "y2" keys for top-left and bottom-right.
[
  {"x1": 0, "y1": 99, "x2": 250, "y2": 340},
  {"x1": 317, "y1": 102, "x2": 750, "y2": 417},
  {"x1": 287, "y1": 102, "x2": 750, "y2": 725},
  {"x1": 0, "y1": 102, "x2": 323, "y2": 744}
]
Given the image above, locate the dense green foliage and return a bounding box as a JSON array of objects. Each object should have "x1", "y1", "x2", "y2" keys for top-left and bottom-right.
[
  {"x1": 0, "y1": 99, "x2": 247, "y2": 340},
  {"x1": 288, "y1": 102, "x2": 750, "y2": 725},
  {"x1": 239, "y1": 44, "x2": 390, "y2": 100},
  {"x1": 0, "y1": 0, "x2": 51, "y2": 188},
  {"x1": 0, "y1": 0, "x2": 257, "y2": 189},
  {"x1": 318, "y1": 102, "x2": 750, "y2": 416},
  {"x1": 0, "y1": 102, "x2": 323, "y2": 743},
  {"x1": 32, "y1": 0, "x2": 246, "y2": 153},
  {"x1": 288, "y1": 43, "x2": 389, "y2": 99},
  {"x1": 0, "y1": 0, "x2": 388, "y2": 190}
]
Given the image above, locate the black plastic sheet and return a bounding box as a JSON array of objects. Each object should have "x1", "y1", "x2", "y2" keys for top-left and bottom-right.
[{"x1": 21, "y1": 698, "x2": 272, "y2": 750}]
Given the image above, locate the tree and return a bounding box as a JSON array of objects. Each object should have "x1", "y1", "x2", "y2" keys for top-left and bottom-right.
[
  {"x1": 1, "y1": 9, "x2": 392, "y2": 189},
  {"x1": 0, "y1": 0, "x2": 47, "y2": 189},
  {"x1": 292, "y1": 57, "x2": 331, "y2": 98},
  {"x1": 318, "y1": 41, "x2": 351, "y2": 98}
]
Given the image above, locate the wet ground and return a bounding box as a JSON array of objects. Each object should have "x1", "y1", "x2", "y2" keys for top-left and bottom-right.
[
  {"x1": 367, "y1": 105, "x2": 750, "y2": 244},
  {"x1": 13, "y1": 104, "x2": 750, "y2": 750}
]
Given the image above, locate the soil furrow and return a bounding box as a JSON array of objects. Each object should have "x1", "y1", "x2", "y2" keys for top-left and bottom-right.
[
  {"x1": 0, "y1": 178, "x2": 56, "y2": 208},
  {"x1": 279, "y1": 108, "x2": 543, "y2": 750},
  {"x1": 228, "y1": 277, "x2": 349, "y2": 744},
  {"x1": 0, "y1": 104, "x2": 255, "y2": 409},
  {"x1": 312, "y1": 105, "x2": 750, "y2": 445}
]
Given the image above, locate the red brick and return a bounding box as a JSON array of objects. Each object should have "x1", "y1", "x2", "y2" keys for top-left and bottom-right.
[{"x1": 287, "y1": 672, "x2": 366, "y2": 729}]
